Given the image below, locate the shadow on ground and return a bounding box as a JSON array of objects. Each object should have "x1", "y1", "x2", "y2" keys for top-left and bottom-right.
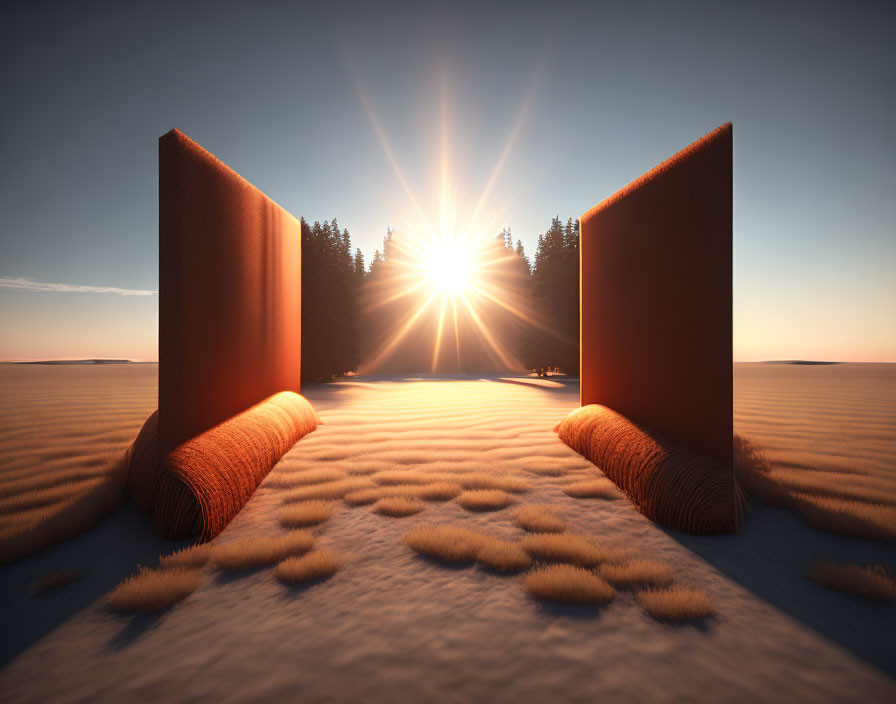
[
  {"x1": 666, "y1": 502, "x2": 896, "y2": 678},
  {"x1": 0, "y1": 505, "x2": 183, "y2": 667}
]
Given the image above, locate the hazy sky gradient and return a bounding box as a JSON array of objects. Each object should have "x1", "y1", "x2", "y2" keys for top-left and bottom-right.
[{"x1": 1, "y1": 0, "x2": 894, "y2": 361}]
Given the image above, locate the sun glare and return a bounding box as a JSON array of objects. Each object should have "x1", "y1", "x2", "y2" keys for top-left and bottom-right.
[
  {"x1": 424, "y1": 239, "x2": 474, "y2": 295},
  {"x1": 353, "y1": 69, "x2": 544, "y2": 372}
]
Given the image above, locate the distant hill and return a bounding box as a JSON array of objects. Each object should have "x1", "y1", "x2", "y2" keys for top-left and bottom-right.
[
  {"x1": 760, "y1": 360, "x2": 839, "y2": 365},
  {"x1": 5, "y1": 359, "x2": 156, "y2": 365}
]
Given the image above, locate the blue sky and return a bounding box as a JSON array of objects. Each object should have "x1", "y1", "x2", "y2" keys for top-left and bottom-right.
[{"x1": 1, "y1": 0, "x2": 894, "y2": 361}]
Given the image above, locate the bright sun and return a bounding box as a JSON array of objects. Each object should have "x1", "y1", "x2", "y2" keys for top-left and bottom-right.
[
  {"x1": 352, "y1": 68, "x2": 539, "y2": 372},
  {"x1": 424, "y1": 239, "x2": 474, "y2": 294}
]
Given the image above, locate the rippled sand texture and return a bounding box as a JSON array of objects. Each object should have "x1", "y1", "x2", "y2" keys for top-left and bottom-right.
[
  {"x1": 1, "y1": 374, "x2": 893, "y2": 703},
  {"x1": 735, "y1": 363, "x2": 896, "y2": 524},
  {"x1": 0, "y1": 364, "x2": 157, "y2": 536}
]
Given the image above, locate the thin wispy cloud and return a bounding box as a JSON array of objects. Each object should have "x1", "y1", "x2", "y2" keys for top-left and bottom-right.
[{"x1": 0, "y1": 276, "x2": 157, "y2": 296}]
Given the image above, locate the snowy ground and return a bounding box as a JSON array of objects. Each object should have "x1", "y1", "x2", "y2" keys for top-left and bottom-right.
[{"x1": 1, "y1": 375, "x2": 894, "y2": 703}]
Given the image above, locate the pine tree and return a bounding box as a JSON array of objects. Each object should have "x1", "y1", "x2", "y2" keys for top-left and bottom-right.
[
  {"x1": 300, "y1": 217, "x2": 363, "y2": 382},
  {"x1": 525, "y1": 216, "x2": 579, "y2": 376},
  {"x1": 514, "y1": 239, "x2": 529, "y2": 271}
]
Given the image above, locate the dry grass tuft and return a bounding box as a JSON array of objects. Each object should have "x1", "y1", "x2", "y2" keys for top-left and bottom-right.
[
  {"x1": 371, "y1": 470, "x2": 529, "y2": 494},
  {"x1": 794, "y1": 494, "x2": 896, "y2": 543},
  {"x1": 522, "y1": 533, "x2": 635, "y2": 567},
  {"x1": 511, "y1": 505, "x2": 565, "y2": 533},
  {"x1": 265, "y1": 468, "x2": 348, "y2": 488},
  {"x1": 370, "y1": 470, "x2": 439, "y2": 486},
  {"x1": 457, "y1": 473, "x2": 530, "y2": 493},
  {"x1": 562, "y1": 478, "x2": 622, "y2": 500},
  {"x1": 373, "y1": 496, "x2": 425, "y2": 517},
  {"x1": 403, "y1": 524, "x2": 483, "y2": 563},
  {"x1": 343, "y1": 482, "x2": 462, "y2": 506},
  {"x1": 475, "y1": 537, "x2": 532, "y2": 572},
  {"x1": 637, "y1": 587, "x2": 713, "y2": 621},
  {"x1": 525, "y1": 564, "x2": 615, "y2": 604},
  {"x1": 33, "y1": 568, "x2": 81, "y2": 592},
  {"x1": 807, "y1": 560, "x2": 896, "y2": 602},
  {"x1": 415, "y1": 481, "x2": 463, "y2": 501},
  {"x1": 212, "y1": 531, "x2": 314, "y2": 570},
  {"x1": 599, "y1": 559, "x2": 674, "y2": 588},
  {"x1": 343, "y1": 486, "x2": 393, "y2": 506},
  {"x1": 281, "y1": 477, "x2": 376, "y2": 503},
  {"x1": 404, "y1": 523, "x2": 532, "y2": 572},
  {"x1": 106, "y1": 566, "x2": 202, "y2": 613},
  {"x1": 279, "y1": 501, "x2": 336, "y2": 528},
  {"x1": 158, "y1": 543, "x2": 212, "y2": 569},
  {"x1": 456, "y1": 489, "x2": 516, "y2": 512},
  {"x1": 275, "y1": 549, "x2": 342, "y2": 583}
]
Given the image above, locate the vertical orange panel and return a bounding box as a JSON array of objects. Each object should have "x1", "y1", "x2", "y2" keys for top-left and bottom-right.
[
  {"x1": 580, "y1": 124, "x2": 732, "y2": 466},
  {"x1": 159, "y1": 129, "x2": 301, "y2": 455}
]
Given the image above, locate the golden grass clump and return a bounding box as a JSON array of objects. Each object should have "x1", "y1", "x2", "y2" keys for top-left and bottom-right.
[
  {"x1": 371, "y1": 470, "x2": 529, "y2": 494},
  {"x1": 415, "y1": 481, "x2": 463, "y2": 501},
  {"x1": 212, "y1": 530, "x2": 314, "y2": 570},
  {"x1": 807, "y1": 560, "x2": 896, "y2": 602},
  {"x1": 511, "y1": 505, "x2": 565, "y2": 533},
  {"x1": 370, "y1": 470, "x2": 439, "y2": 486},
  {"x1": 599, "y1": 559, "x2": 674, "y2": 589},
  {"x1": 279, "y1": 500, "x2": 336, "y2": 527},
  {"x1": 33, "y1": 568, "x2": 82, "y2": 592},
  {"x1": 265, "y1": 468, "x2": 348, "y2": 489},
  {"x1": 373, "y1": 496, "x2": 425, "y2": 517},
  {"x1": 403, "y1": 523, "x2": 531, "y2": 572},
  {"x1": 562, "y1": 478, "x2": 622, "y2": 500},
  {"x1": 637, "y1": 587, "x2": 713, "y2": 621},
  {"x1": 343, "y1": 482, "x2": 462, "y2": 506},
  {"x1": 457, "y1": 473, "x2": 530, "y2": 493},
  {"x1": 275, "y1": 549, "x2": 342, "y2": 583},
  {"x1": 475, "y1": 537, "x2": 532, "y2": 572},
  {"x1": 522, "y1": 532, "x2": 635, "y2": 567},
  {"x1": 106, "y1": 566, "x2": 202, "y2": 613},
  {"x1": 557, "y1": 405, "x2": 747, "y2": 534},
  {"x1": 158, "y1": 543, "x2": 212, "y2": 569},
  {"x1": 794, "y1": 494, "x2": 896, "y2": 543},
  {"x1": 281, "y1": 477, "x2": 376, "y2": 503},
  {"x1": 151, "y1": 392, "x2": 320, "y2": 540},
  {"x1": 525, "y1": 565, "x2": 615, "y2": 604},
  {"x1": 403, "y1": 524, "x2": 484, "y2": 563},
  {"x1": 456, "y1": 489, "x2": 516, "y2": 512}
]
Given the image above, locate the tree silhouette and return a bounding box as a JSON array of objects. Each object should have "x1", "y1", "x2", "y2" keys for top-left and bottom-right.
[
  {"x1": 524, "y1": 216, "x2": 579, "y2": 376},
  {"x1": 301, "y1": 216, "x2": 580, "y2": 381},
  {"x1": 300, "y1": 218, "x2": 363, "y2": 382}
]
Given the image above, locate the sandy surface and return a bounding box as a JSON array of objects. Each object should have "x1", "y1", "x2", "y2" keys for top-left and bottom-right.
[
  {"x1": 0, "y1": 364, "x2": 157, "y2": 532},
  {"x1": 735, "y1": 363, "x2": 896, "y2": 480},
  {"x1": 1, "y1": 373, "x2": 894, "y2": 703}
]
